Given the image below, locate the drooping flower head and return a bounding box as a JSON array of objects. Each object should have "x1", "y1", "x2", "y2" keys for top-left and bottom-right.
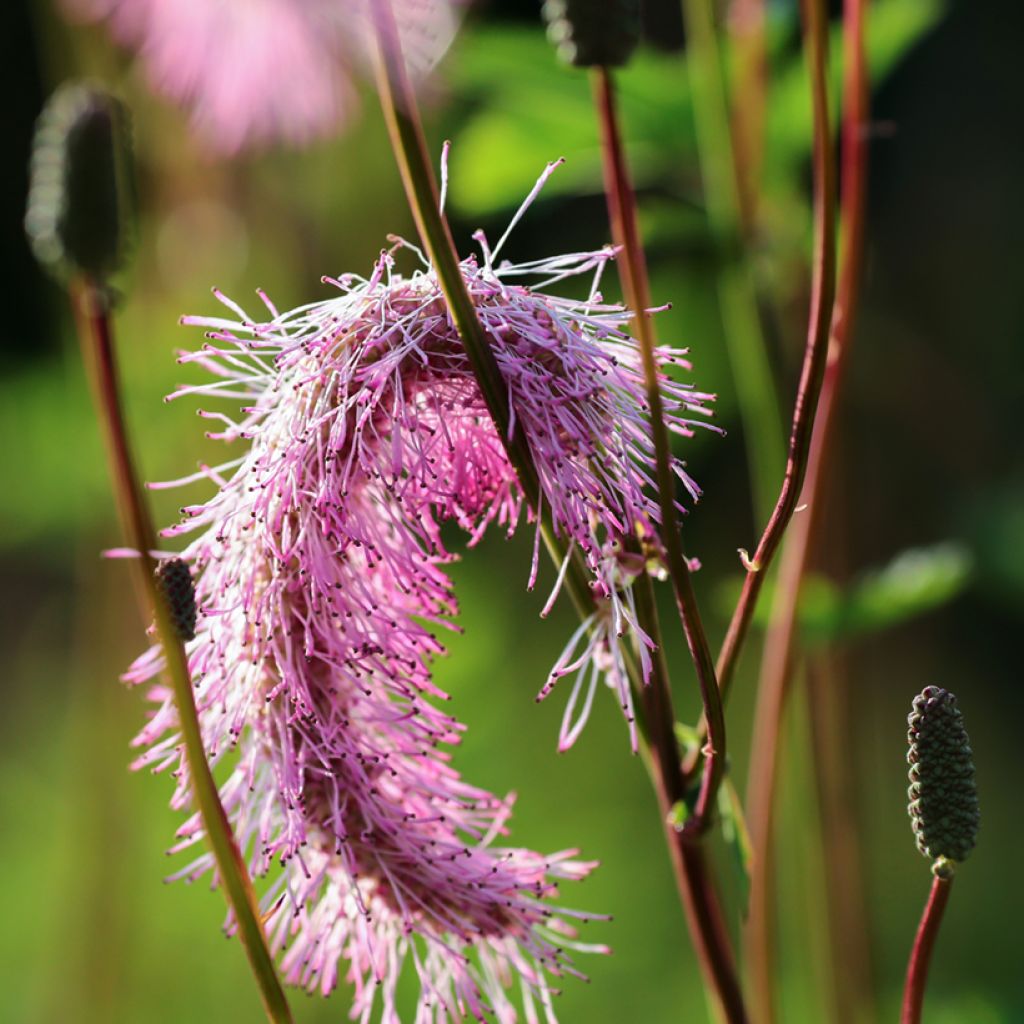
[
  {"x1": 125, "y1": 168, "x2": 715, "y2": 1019},
  {"x1": 63, "y1": 0, "x2": 461, "y2": 153}
]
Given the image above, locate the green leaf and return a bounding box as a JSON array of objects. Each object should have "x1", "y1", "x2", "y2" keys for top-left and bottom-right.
[
  {"x1": 447, "y1": 1, "x2": 944, "y2": 219},
  {"x1": 446, "y1": 27, "x2": 694, "y2": 216},
  {"x1": 667, "y1": 800, "x2": 690, "y2": 829},
  {"x1": 843, "y1": 542, "x2": 972, "y2": 637},
  {"x1": 714, "y1": 541, "x2": 971, "y2": 645},
  {"x1": 718, "y1": 776, "x2": 753, "y2": 915},
  {"x1": 673, "y1": 720, "x2": 701, "y2": 754}
]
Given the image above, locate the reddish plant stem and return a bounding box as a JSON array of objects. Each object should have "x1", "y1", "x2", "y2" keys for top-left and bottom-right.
[
  {"x1": 372, "y1": 12, "x2": 745, "y2": 1015},
  {"x1": 632, "y1": 576, "x2": 749, "y2": 1024},
  {"x1": 808, "y1": 653, "x2": 877, "y2": 1023},
  {"x1": 595, "y1": 64, "x2": 746, "y2": 1023},
  {"x1": 744, "y1": 0, "x2": 868, "y2": 1018},
  {"x1": 593, "y1": 65, "x2": 727, "y2": 832},
  {"x1": 706, "y1": 0, "x2": 838, "y2": 728},
  {"x1": 901, "y1": 873, "x2": 953, "y2": 1024},
  {"x1": 71, "y1": 282, "x2": 294, "y2": 1024}
]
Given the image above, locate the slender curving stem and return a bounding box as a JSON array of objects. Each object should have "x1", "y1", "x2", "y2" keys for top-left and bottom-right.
[
  {"x1": 71, "y1": 281, "x2": 294, "y2": 1024},
  {"x1": 744, "y1": 0, "x2": 868, "y2": 1017},
  {"x1": 594, "y1": 64, "x2": 746, "y2": 1023},
  {"x1": 901, "y1": 872, "x2": 954, "y2": 1024},
  {"x1": 593, "y1": 65, "x2": 727, "y2": 832},
  {"x1": 681, "y1": 0, "x2": 784, "y2": 522},
  {"x1": 373, "y1": 5, "x2": 746, "y2": 1018},
  {"x1": 709, "y1": 0, "x2": 838, "y2": 714},
  {"x1": 632, "y1": 576, "x2": 749, "y2": 1024}
]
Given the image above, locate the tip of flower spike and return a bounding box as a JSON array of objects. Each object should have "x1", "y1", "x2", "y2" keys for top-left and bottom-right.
[
  {"x1": 542, "y1": 0, "x2": 640, "y2": 68},
  {"x1": 907, "y1": 686, "x2": 980, "y2": 865},
  {"x1": 25, "y1": 81, "x2": 134, "y2": 284}
]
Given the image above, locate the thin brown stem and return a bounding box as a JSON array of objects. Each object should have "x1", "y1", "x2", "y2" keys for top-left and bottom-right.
[
  {"x1": 808, "y1": 654, "x2": 877, "y2": 1024},
  {"x1": 594, "y1": 64, "x2": 746, "y2": 1024},
  {"x1": 631, "y1": 576, "x2": 749, "y2": 1024},
  {"x1": 901, "y1": 873, "x2": 954, "y2": 1024},
  {"x1": 743, "y1": 0, "x2": 869, "y2": 1018},
  {"x1": 71, "y1": 282, "x2": 293, "y2": 1024},
  {"x1": 593, "y1": 65, "x2": 727, "y2": 832}
]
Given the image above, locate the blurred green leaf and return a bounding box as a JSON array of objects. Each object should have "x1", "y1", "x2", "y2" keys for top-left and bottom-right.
[
  {"x1": 449, "y1": 0, "x2": 942, "y2": 221},
  {"x1": 718, "y1": 776, "x2": 753, "y2": 916},
  {"x1": 715, "y1": 541, "x2": 971, "y2": 644},
  {"x1": 447, "y1": 28, "x2": 695, "y2": 216},
  {"x1": 673, "y1": 720, "x2": 701, "y2": 754},
  {"x1": 667, "y1": 799, "x2": 690, "y2": 829},
  {"x1": 843, "y1": 541, "x2": 971, "y2": 636}
]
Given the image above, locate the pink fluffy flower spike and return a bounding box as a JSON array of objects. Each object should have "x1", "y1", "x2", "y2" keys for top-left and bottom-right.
[{"x1": 127, "y1": 172, "x2": 716, "y2": 1020}]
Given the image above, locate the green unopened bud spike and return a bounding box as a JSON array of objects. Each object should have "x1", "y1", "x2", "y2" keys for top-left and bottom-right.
[
  {"x1": 906, "y1": 686, "x2": 980, "y2": 866},
  {"x1": 25, "y1": 82, "x2": 134, "y2": 283},
  {"x1": 542, "y1": 0, "x2": 640, "y2": 68},
  {"x1": 154, "y1": 558, "x2": 198, "y2": 642}
]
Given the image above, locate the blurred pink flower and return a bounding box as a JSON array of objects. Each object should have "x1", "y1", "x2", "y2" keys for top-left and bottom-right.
[
  {"x1": 63, "y1": 0, "x2": 460, "y2": 152},
  {"x1": 125, "y1": 179, "x2": 715, "y2": 1017}
]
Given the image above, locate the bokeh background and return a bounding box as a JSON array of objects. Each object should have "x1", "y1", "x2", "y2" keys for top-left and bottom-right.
[{"x1": 3, "y1": 0, "x2": 1022, "y2": 1021}]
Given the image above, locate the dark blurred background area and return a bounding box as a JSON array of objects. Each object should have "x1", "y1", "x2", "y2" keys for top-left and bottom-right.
[{"x1": 3, "y1": 1, "x2": 1021, "y2": 1021}]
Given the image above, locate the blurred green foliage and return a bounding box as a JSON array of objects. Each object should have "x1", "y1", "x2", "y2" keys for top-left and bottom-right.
[{"x1": 716, "y1": 540, "x2": 973, "y2": 644}]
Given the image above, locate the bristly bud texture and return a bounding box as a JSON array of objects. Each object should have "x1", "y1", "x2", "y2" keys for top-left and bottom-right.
[
  {"x1": 25, "y1": 82, "x2": 133, "y2": 282},
  {"x1": 543, "y1": 0, "x2": 640, "y2": 68},
  {"x1": 154, "y1": 557, "x2": 197, "y2": 641},
  {"x1": 124, "y1": 180, "x2": 715, "y2": 1018},
  {"x1": 907, "y1": 686, "x2": 980, "y2": 865}
]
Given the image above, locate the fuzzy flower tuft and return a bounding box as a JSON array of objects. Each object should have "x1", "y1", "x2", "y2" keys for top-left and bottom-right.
[
  {"x1": 126, "y1": 175, "x2": 715, "y2": 1019},
  {"x1": 62, "y1": 0, "x2": 461, "y2": 153}
]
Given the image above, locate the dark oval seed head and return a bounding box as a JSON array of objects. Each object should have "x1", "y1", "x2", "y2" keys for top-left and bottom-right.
[
  {"x1": 906, "y1": 685, "x2": 980, "y2": 864},
  {"x1": 154, "y1": 558, "x2": 198, "y2": 642},
  {"x1": 25, "y1": 82, "x2": 135, "y2": 283}
]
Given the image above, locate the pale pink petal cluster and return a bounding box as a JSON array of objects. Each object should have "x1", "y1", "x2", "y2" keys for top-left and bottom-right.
[
  {"x1": 124, "y1": 187, "x2": 715, "y2": 1018},
  {"x1": 63, "y1": 0, "x2": 460, "y2": 152}
]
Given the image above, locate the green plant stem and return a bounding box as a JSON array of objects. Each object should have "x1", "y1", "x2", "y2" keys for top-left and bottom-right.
[
  {"x1": 744, "y1": 1, "x2": 868, "y2": 1018},
  {"x1": 372, "y1": 7, "x2": 746, "y2": 1018},
  {"x1": 901, "y1": 873, "x2": 953, "y2": 1024},
  {"x1": 729, "y1": 0, "x2": 768, "y2": 232},
  {"x1": 681, "y1": 0, "x2": 784, "y2": 523},
  {"x1": 70, "y1": 281, "x2": 293, "y2": 1024},
  {"x1": 632, "y1": 576, "x2": 749, "y2": 1024},
  {"x1": 699, "y1": 0, "x2": 838, "y2": 733},
  {"x1": 592, "y1": 65, "x2": 726, "y2": 833},
  {"x1": 369, "y1": 0, "x2": 598, "y2": 619}
]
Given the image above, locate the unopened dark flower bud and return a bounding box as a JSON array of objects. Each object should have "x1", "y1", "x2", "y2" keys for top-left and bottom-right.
[
  {"x1": 907, "y1": 686, "x2": 979, "y2": 864},
  {"x1": 25, "y1": 82, "x2": 134, "y2": 283},
  {"x1": 543, "y1": 0, "x2": 640, "y2": 68},
  {"x1": 154, "y1": 558, "x2": 197, "y2": 642}
]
